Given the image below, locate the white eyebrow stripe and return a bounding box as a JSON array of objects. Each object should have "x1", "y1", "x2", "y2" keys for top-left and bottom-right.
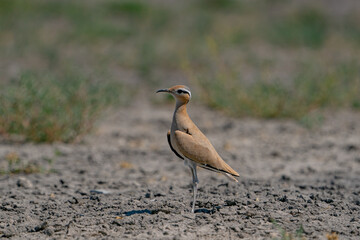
[{"x1": 179, "y1": 88, "x2": 191, "y2": 97}]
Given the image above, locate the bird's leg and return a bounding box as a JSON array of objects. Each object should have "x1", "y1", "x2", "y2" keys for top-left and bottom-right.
[{"x1": 189, "y1": 161, "x2": 199, "y2": 213}]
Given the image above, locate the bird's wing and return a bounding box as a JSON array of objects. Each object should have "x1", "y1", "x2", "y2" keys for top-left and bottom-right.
[
  {"x1": 174, "y1": 130, "x2": 239, "y2": 177},
  {"x1": 167, "y1": 130, "x2": 184, "y2": 160}
]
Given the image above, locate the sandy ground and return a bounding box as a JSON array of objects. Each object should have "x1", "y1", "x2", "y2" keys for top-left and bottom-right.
[{"x1": 0, "y1": 101, "x2": 360, "y2": 239}]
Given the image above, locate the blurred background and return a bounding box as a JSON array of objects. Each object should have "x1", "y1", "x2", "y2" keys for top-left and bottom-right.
[{"x1": 0, "y1": 0, "x2": 359, "y2": 143}]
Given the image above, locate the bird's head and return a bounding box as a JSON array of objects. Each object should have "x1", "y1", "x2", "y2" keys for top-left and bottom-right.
[{"x1": 156, "y1": 85, "x2": 191, "y2": 104}]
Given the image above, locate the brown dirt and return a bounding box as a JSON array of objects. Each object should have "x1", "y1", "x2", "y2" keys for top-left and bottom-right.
[{"x1": 0, "y1": 100, "x2": 359, "y2": 239}]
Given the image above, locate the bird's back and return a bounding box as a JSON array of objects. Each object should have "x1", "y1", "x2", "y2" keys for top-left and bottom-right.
[{"x1": 172, "y1": 112, "x2": 239, "y2": 177}]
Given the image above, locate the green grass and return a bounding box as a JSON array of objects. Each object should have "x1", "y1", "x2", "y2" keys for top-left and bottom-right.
[
  {"x1": 0, "y1": 0, "x2": 360, "y2": 141},
  {"x1": 180, "y1": 2, "x2": 359, "y2": 121},
  {"x1": 266, "y1": 7, "x2": 328, "y2": 48},
  {"x1": 185, "y1": 48, "x2": 360, "y2": 121},
  {"x1": 1, "y1": 152, "x2": 41, "y2": 175},
  {"x1": 270, "y1": 219, "x2": 305, "y2": 240},
  {"x1": 105, "y1": 1, "x2": 149, "y2": 17},
  {"x1": 190, "y1": 64, "x2": 360, "y2": 120},
  {"x1": 0, "y1": 71, "x2": 124, "y2": 143},
  {"x1": 342, "y1": 14, "x2": 360, "y2": 45},
  {"x1": 197, "y1": 0, "x2": 239, "y2": 11}
]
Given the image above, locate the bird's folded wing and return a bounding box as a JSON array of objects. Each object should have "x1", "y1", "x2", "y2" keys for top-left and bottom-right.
[
  {"x1": 167, "y1": 130, "x2": 184, "y2": 160},
  {"x1": 174, "y1": 130, "x2": 239, "y2": 177}
]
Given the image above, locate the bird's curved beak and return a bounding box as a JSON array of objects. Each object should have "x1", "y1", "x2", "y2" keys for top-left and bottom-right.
[{"x1": 156, "y1": 88, "x2": 169, "y2": 93}]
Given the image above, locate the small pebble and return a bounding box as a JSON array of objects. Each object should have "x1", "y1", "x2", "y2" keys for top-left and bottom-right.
[
  {"x1": 90, "y1": 189, "x2": 112, "y2": 194},
  {"x1": 2, "y1": 226, "x2": 17, "y2": 238},
  {"x1": 44, "y1": 227, "x2": 54, "y2": 236},
  {"x1": 16, "y1": 177, "x2": 33, "y2": 189}
]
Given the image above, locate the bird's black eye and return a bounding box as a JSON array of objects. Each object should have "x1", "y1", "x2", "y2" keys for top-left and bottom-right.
[{"x1": 176, "y1": 88, "x2": 191, "y2": 96}]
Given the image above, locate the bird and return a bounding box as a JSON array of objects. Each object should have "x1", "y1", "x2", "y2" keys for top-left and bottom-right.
[{"x1": 156, "y1": 85, "x2": 239, "y2": 213}]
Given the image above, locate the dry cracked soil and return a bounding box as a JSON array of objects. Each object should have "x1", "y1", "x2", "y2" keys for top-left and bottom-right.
[{"x1": 0, "y1": 101, "x2": 360, "y2": 239}]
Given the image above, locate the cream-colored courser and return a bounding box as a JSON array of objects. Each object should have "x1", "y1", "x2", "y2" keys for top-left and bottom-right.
[{"x1": 156, "y1": 85, "x2": 239, "y2": 213}]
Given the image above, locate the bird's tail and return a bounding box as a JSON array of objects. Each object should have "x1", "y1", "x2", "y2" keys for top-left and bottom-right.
[{"x1": 225, "y1": 173, "x2": 239, "y2": 182}]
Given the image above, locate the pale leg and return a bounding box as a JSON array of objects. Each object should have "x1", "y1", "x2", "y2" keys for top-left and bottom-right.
[{"x1": 185, "y1": 159, "x2": 199, "y2": 213}]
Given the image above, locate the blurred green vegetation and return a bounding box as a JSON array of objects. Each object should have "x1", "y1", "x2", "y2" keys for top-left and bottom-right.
[
  {"x1": 0, "y1": 0, "x2": 359, "y2": 141},
  {"x1": 0, "y1": 72, "x2": 123, "y2": 142},
  {"x1": 266, "y1": 8, "x2": 328, "y2": 48},
  {"x1": 271, "y1": 218, "x2": 305, "y2": 240},
  {"x1": 0, "y1": 152, "x2": 55, "y2": 175},
  {"x1": 185, "y1": 50, "x2": 360, "y2": 119}
]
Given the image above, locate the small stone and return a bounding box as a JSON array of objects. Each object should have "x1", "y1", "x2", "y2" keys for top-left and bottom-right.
[
  {"x1": 280, "y1": 175, "x2": 290, "y2": 181},
  {"x1": 16, "y1": 177, "x2": 33, "y2": 189},
  {"x1": 278, "y1": 195, "x2": 288, "y2": 202},
  {"x1": 225, "y1": 199, "x2": 237, "y2": 206},
  {"x1": 90, "y1": 195, "x2": 100, "y2": 201},
  {"x1": 237, "y1": 233, "x2": 244, "y2": 238},
  {"x1": 154, "y1": 192, "x2": 165, "y2": 197},
  {"x1": 173, "y1": 235, "x2": 181, "y2": 240},
  {"x1": 68, "y1": 197, "x2": 79, "y2": 204},
  {"x1": 90, "y1": 189, "x2": 111, "y2": 194},
  {"x1": 271, "y1": 151, "x2": 281, "y2": 158},
  {"x1": 2, "y1": 226, "x2": 17, "y2": 237},
  {"x1": 323, "y1": 198, "x2": 333, "y2": 204},
  {"x1": 345, "y1": 144, "x2": 358, "y2": 151},
  {"x1": 44, "y1": 227, "x2": 54, "y2": 236},
  {"x1": 230, "y1": 225, "x2": 239, "y2": 232},
  {"x1": 31, "y1": 222, "x2": 48, "y2": 232}
]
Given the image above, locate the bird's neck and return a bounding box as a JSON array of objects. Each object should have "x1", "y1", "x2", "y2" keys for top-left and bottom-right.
[
  {"x1": 172, "y1": 101, "x2": 192, "y2": 131},
  {"x1": 173, "y1": 101, "x2": 189, "y2": 121},
  {"x1": 175, "y1": 101, "x2": 188, "y2": 114}
]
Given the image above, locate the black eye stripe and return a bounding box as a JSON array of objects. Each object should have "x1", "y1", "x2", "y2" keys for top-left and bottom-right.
[{"x1": 177, "y1": 89, "x2": 190, "y2": 95}]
